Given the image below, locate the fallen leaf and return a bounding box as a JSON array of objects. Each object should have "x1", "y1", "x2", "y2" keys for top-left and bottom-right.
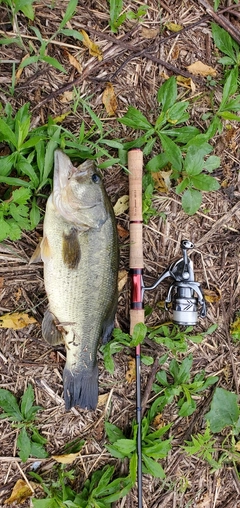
[
  {"x1": 196, "y1": 493, "x2": 211, "y2": 508},
  {"x1": 126, "y1": 358, "x2": 136, "y2": 383},
  {"x1": 4, "y1": 479, "x2": 33, "y2": 505},
  {"x1": 165, "y1": 22, "x2": 183, "y2": 32},
  {"x1": 0, "y1": 312, "x2": 37, "y2": 330},
  {"x1": 177, "y1": 75, "x2": 196, "y2": 93},
  {"x1": 52, "y1": 452, "x2": 80, "y2": 464},
  {"x1": 186, "y1": 61, "x2": 217, "y2": 77},
  {"x1": 141, "y1": 27, "x2": 159, "y2": 39},
  {"x1": 98, "y1": 392, "x2": 110, "y2": 407},
  {"x1": 153, "y1": 414, "x2": 164, "y2": 429},
  {"x1": 52, "y1": 112, "x2": 71, "y2": 123},
  {"x1": 102, "y1": 82, "x2": 118, "y2": 116},
  {"x1": 0, "y1": 277, "x2": 4, "y2": 289},
  {"x1": 60, "y1": 91, "x2": 74, "y2": 103},
  {"x1": 204, "y1": 288, "x2": 221, "y2": 303},
  {"x1": 152, "y1": 170, "x2": 172, "y2": 193},
  {"x1": 117, "y1": 224, "x2": 129, "y2": 239},
  {"x1": 118, "y1": 269, "x2": 128, "y2": 292},
  {"x1": 15, "y1": 54, "x2": 30, "y2": 83},
  {"x1": 113, "y1": 195, "x2": 129, "y2": 216},
  {"x1": 171, "y1": 44, "x2": 180, "y2": 60},
  {"x1": 64, "y1": 49, "x2": 82, "y2": 73},
  {"x1": 80, "y1": 29, "x2": 102, "y2": 61}
]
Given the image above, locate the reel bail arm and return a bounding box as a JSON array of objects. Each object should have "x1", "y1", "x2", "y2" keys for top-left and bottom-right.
[{"x1": 144, "y1": 240, "x2": 206, "y2": 326}]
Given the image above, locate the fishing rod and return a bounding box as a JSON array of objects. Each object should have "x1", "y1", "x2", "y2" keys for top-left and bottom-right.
[
  {"x1": 128, "y1": 148, "x2": 144, "y2": 508},
  {"x1": 128, "y1": 148, "x2": 207, "y2": 507}
]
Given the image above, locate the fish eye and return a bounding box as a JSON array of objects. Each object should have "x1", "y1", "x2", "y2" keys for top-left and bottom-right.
[{"x1": 92, "y1": 173, "x2": 101, "y2": 184}]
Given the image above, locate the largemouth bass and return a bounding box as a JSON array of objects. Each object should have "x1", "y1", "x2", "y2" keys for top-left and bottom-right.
[{"x1": 41, "y1": 149, "x2": 119, "y2": 410}]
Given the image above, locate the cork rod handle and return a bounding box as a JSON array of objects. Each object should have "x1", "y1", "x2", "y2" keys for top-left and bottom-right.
[
  {"x1": 128, "y1": 149, "x2": 144, "y2": 333},
  {"x1": 128, "y1": 149, "x2": 144, "y2": 269}
]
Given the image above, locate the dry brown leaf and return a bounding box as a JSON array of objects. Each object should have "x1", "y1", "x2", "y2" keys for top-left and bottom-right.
[
  {"x1": 118, "y1": 269, "x2": 128, "y2": 292},
  {"x1": 171, "y1": 44, "x2": 179, "y2": 60},
  {"x1": 186, "y1": 61, "x2": 217, "y2": 77},
  {"x1": 0, "y1": 312, "x2": 37, "y2": 330},
  {"x1": 60, "y1": 91, "x2": 74, "y2": 103},
  {"x1": 65, "y1": 50, "x2": 82, "y2": 73},
  {"x1": 52, "y1": 452, "x2": 80, "y2": 464},
  {"x1": 196, "y1": 493, "x2": 211, "y2": 508},
  {"x1": 153, "y1": 414, "x2": 164, "y2": 429},
  {"x1": 15, "y1": 54, "x2": 30, "y2": 83},
  {"x1": 177, "y1": 75, "x2": 196, "y2": 93},
  {"x1": 165, "y1": 22, "x2": 183, "y2": 32},
  {"x1": 141, "y1": 27, "x2": 159, "y2": 39},
  {"x1": 152, "y1": 170, "x2": 172, "y2": 193},
  {"x1": 102, "y1": 82, "x2": 118, "y2": 116},
  {"x1": 117, "y1": 224, "x2": 129, "y2": 239},
  {"x1": 204, "y1": 288, "x2": 221, "y2": 303},
  {"x1": 126, "y1": 358, "x2": 136, "y2": 383},
  {"x1": 80, "y1": 29, "x2": 102, "y2": 61},
  {"x1": 113, "y1": 195, "x2": 129, "y2": 216},
  {"x1": 0, "y1": 277, "x2": 4, "y2": 289},
  {"x1": 4, "y1": 479, "x2": 33, "y2": 505},
  {"x1": 98, "y1": 392, "x2": 110, "y2": 407}
]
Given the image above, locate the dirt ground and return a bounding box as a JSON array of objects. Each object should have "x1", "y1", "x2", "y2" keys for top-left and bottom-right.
[{"x1": 0, "y1": 1, "x2": 240, "y2": 507}]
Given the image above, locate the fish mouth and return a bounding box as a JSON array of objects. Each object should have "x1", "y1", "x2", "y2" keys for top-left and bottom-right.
[{"x1": 54, "y1": 149, "x2": 77, "y2": 191}]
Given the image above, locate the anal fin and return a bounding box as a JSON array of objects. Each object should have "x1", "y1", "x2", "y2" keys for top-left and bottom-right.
[{"x1": 42, "y1": 309, "x2": 64, "y2": 346}]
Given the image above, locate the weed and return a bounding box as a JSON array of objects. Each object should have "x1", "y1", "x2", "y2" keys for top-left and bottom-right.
[
  {"x1": 1, "y1": 0, "x2": 36, "y2": 21},
  {"x1": 31, "y1": 464, "x2": 133, "y2": 507},
  {"x1": 152, "y1": 354, "x2": 218, "y2": 417},
  {"x1": 105, "y1": 416, "x2": 172, "y2": 480},
  {"x1": 107, "y1": 0, "x2": 147, "y2": 33},
  {"x1": 183, "y1": 387, "x2": 240, "y2": 473},
  {"x1": 0, "y1": 384, "x2": 48, "y2": 462},
  {"x1": 119, "y1": 76, "x2": 222, "y2": 215},
  {"x1": 0, "y1": 101, "x2": 124, "y2": 241}
]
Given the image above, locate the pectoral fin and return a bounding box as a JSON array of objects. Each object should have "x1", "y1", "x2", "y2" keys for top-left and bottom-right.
[
  {"x1": 42, "y1": 309, "x2": 64, "y2": 345},
  {"x1": 41, "y1": 236, "x2": 51, "y2": 263},
  {"x1": 29, "y1": 240, "x2": 42, "y2": 264},
  {"x1": 62, "y1": 228, "x2": 81, "y2": 269}
]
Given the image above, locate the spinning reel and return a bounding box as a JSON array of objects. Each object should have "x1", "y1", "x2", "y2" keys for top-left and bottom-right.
[{"x1": 144, "y1": 240, "x2": 206, "y2": 326}]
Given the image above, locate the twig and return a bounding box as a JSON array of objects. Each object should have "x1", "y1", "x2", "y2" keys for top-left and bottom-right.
[
  {"x1": 198, "y1": 0, "x2": 240, "y2": 45},
  {"x1": 221, "y1": 300, "x2": 239, "y2": 395},
  {"x1": 15, "y1": 461, "x2": 34, "y2": 493},
  {"x1": 195, "y1": 201, "x2": 240, "y2": 248},
  {"x1": 141, "y1": 357, "x2": 160, "y2": 416}
]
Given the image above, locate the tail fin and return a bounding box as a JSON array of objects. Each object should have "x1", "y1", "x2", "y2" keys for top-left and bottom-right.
[{"x1": 63, "y1": 364, "x2": 98, "y2": 410}]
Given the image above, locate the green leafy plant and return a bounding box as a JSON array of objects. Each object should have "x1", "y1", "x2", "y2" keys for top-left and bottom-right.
[
  {"x1": 148, "y1": 323, "x2": 218, "y2": 355},
  {"x1": 205, "y1": 387, "x2": 240, "y2": 434},
  {"x1": 31, "y1": 464, "x2": 133, "y2": 508},
  {"x1": 211, "y1": 23, "x2": 240, "y2": 70},
  {"x1": 0, "y1": 0, "x2": 36, "y2": 21},
  {"x1": 183, "y1": 422, "x2": 223, "y2": 470},
  {"x1": 0, "y1": 100, "x2": 124, "y2": 241},
  {"x1": 107, "y1": 0, "x2": 147, "y2": 33},
  {"x1": 101, "y1": 322, "x2": 149, "y2": 374},
  {"x1": 152, "y1": 354, "x2": 218, "y2": 417},
  {"x1": 119, "y1": 77, "x2": 222, "y2": 215},
  {"x1": 0, "y1": 384, "x2": 48, "y2": 462},
  {"x1": 105, "y1": 417, "x2": 172, "y2": 480},
  {"x1": 183, "y1": 388, "x2": 240, "y2": 473}
]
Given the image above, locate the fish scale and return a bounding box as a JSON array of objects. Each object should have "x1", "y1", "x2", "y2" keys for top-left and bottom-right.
[{"x1": 41, "y1": 150, "x2": 119, "y2": 410}]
